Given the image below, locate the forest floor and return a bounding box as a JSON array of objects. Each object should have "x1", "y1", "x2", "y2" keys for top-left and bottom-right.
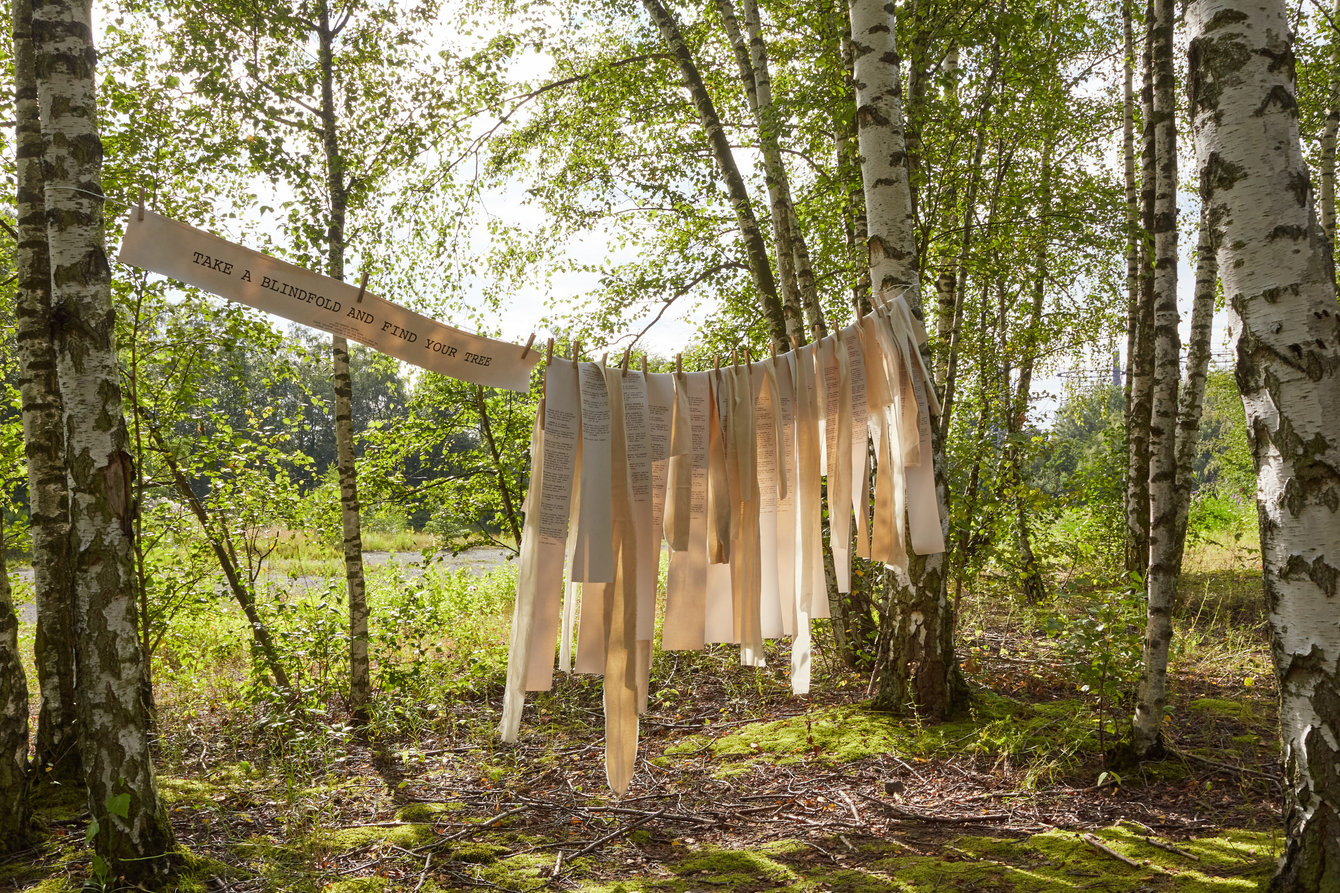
[{"x1": 4, "y1": 541, "x2": 1283, "y2": 892}]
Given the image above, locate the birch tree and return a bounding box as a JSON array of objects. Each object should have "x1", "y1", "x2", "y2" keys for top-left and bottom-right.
[
  {"x1": 13, "y1": 0, "x2": 79, "y2": 787},
  {"x1": 850, "y1": 0, "x2": 964, "y2": 717},
  {"x1": 1131, "y1": 0, "x2": 1179, "y2": 759},
  {"x1": 1188, "y1": 0, "x2": 1340, "y2": 884},
  {"x1": 30, "y1": 0, "x2": 175, "y2": 878}
]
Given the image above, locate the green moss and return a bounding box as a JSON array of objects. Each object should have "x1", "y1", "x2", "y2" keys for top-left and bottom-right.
[
  {"x1": 451, "y1": 842, "x2": 508, "y2": 863},
  {"x1": 321, "y1": 879, "x2": 387, "y2": 893},
  {"x1": 469, "y1": 852, "x2": 553, "y2": 890},
  {"x1": 672, "y1": 848, "x2": 798, "y2": 884},
  {"x1": 1188, "y1": 698, "x2": 1259, "y2": 724},
  {"x1": 311, "y1": 823, "x2": 435, "y2": 851},
  {"x1": 701, "y1": 693, "x2": 1083, "y2": 769}
]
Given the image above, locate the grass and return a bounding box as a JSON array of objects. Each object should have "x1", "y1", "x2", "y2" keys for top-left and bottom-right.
[{"x1": 3, "y1": 514, "x2": 1286, "y2": 892}]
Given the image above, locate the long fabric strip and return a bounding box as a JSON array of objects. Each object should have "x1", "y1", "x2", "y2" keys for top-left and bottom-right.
[
  {"x1": 753, "y1": 360, "x2": 785, "y2": 639},
  {"x1": 574, "y1": 362, "x2": 613, "y2": 673},
  {"x1": 662, "y1": 372, "x2": 710, "y2": 651},
  {"x1": 729, "y1": 363, "x2": 763, "y2": 665},
  {"x1": 600, "y1": 366, "x2": 639, "y2": 796},
  {"x1": 499, "y1": 408, "x2": 544, "y2": 742}
]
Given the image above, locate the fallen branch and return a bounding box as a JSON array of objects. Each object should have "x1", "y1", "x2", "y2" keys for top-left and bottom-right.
[
  {"x1": 567, "y1": 809, "x2": 665, "y2": 859},
  {"x1": 1081, "y1": 833, "x2": 1143, "y2": 869}
]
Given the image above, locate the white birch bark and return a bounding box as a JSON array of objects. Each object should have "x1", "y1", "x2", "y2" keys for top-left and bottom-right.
[
  {"x1": 13, "y1": 0, "x2": 79, "y2": 786},
  {"x1": 848, "y1": 0, "x2": 916, "y2": 300},
  {"x1": 32, "y1": 0, "x2": 175, "y2": 879},
  {"x1": 1132, "y1": 0, "x2": 1180, "y2": 758},
  {"x1": 850, "y1": 0, "x2": 963, "y2": 718},
  {"x1": 1188, "y1": 0, "x2": 1340, "y2": 884}
]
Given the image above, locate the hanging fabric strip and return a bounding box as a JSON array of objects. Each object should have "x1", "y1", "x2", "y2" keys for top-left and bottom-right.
[
  {"x1": 792, "y1": 344, "x2": 823, "y2": 693},
  {"x1": 861, "y1": 317, "x2": 905, "y2": 570},
  {"x1": 773, "y1": 353, "x2": 799, "y2": 638},
  {"x1": 600, "y1": 366, "x2": 640, "y2": 796},
  {"x1": 663, "y1": 373, "x2": 693, "y2": 551},
  {"x1": 662, "y1": 371, "x2": 710, "y2": 651},
  {"x1": 499, "y1": 406, "x2": 544, "y2": 742},
  {"x1": 558, "y1": 438, "x2": 582, "y2": 674},
  {"x1": 843, "y1": 324, "x2": 871, "y2": 562},
  {"x1": 571, "y1": 363, "x2": 614, "y2": 583},
  {"x1": 821, "y1": 334, "x2": 854, "y2": 594},
  {"x1": 620, "y1": 371, "x2": 655, "y2": 642},
  {"x1": 525, "y1": 361, "x2": 581, "y2": 690},
  {"x1": 706, "y1": 370, "x2": 732, "y2": 566},
  {"x1": 573, "y1": 363, "x2": 614, "y2": 674},
  {"x1": 729, "y1": 363, "x2": 763, "y2": 665},
  {"x1": 753, "y1": 359, "x2": 784, "y2": 640},
  {"x1": 883, "y1": 303, "x2": 946, "y2": 556}
]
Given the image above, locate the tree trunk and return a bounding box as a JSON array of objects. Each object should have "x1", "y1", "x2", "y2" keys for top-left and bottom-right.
[
  {"x1": 933, "y1": 45, "x2": 960, "y2": 387},
  {"x1": 0, "y1": 519, "x2": 31, "y2": 854},
  {"x1": 146, "y1": 423, "x2": 293, "y2": 693},
  {"x1": 32, "y1": 0, "x2": 176, "y2": 879},
  {"x1": 475, "y1": 387, "x2": 524, "y2": 547},
  {"x1": 850, "y1": 0, "x2": 964, "y2": 719},
  {"x1": 1132, "y1": 0, "x2": 1179, "y2": 759},
  {"x1": 1171, "y1": 200, "x2": 1218, "y2": 574},
  {"x1": 1009, "y1": 142, "x2": 1052, "y2": 605},
  {"x1": 317, "y1": 4, "x2": 370, "y2": 726},
  {"x1": 1187, "y1": 1, "x2": 1340, "y2": 886},
  {"x1": 1121, "y1": 0, "x2": 1139, "y2": 466},
  {"x1": 641, "y1": 0, "x2": 791, "y2": 348},
  {"x1": 13, "y1": 0, "x2": 79, "y2": 788},
  {"x1": 1126, "y1": 0, "x2": 1156, "y2": 579}
]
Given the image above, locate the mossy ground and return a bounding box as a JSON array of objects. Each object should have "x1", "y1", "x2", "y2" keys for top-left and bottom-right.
[{"x1": 3, "y1": 545, "x2": 1283, "y2": 892}]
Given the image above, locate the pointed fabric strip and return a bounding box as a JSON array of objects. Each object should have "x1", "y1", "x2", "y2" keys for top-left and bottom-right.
[
  {"x1": 574, "y1": 362, "x2": 613, "y2": 674},
  {"x1": 842, "y1": 325, "x2": 871, "y2": 562},
  {"x1": 728, "y1": 363, "x2": 763, "y2": 665},
  {"x1": 753, "y1": 359, "x2": 785, "y2": 640},
  {"x1": 499, "y1": 405, "x2": 544, "y2": 742},
  {"x1": 601, "y1": 366, "x2": 640, "y2": 796}
]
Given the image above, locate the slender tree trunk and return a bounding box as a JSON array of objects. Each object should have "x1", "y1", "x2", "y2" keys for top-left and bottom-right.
[
  {"x1": 1188, "y1": 2, "x2": 1340, "y2": 885},
  {"x1": 835, "y1": 11, "x2": 869, "y2": 307},
  {"x1": 147, "y1": 423, "x2": 293, "y2": 693},
  {"x1": 317, "y1": 4, "x2": 370, "y2": 725},
  {"x1": 641, "y1": 0, "x2": 791, "y2": 347},
  {"x1": 474, "y1": 387, "x2": 524, "y2": 547},
  {"x1": 0, "y1": 519, "x2": 31, "y2": 854},
  {"x1": 1132, "y1": 0, "x2": 1179, "y2": 759},
  {"x1": 850, "y1": 0, "x2": 964, "y2": 719},
  {"x1": 1121, "y1": 0, "x2": 1138, "y2": 421},
  {"x1": 1009, "y1": 142, "x2": 1052, "y2": 605},
  {"x1": 938, "y1": 40, "x2": 998, "y2": 436},
  {"x1": 1126, "y1": 0, "x2": 1156, "y2": 579},
  {"x1": 1171, "y1": 200, "x2": 1218, "y2": 575},
  {"x1": 32, "y1": 0, "x2": 175, "y2": 879},
  {"x1": 13, "y1": 0, "x2": 79, "y2": 787},
  {"x1": 933, "y1": 45, "x2": 960, "y2": 387}
]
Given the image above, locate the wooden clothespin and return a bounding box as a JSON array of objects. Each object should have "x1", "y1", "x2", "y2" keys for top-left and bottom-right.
[
  {"x1": 620, "y1": 347, "x2": 632, "y2": 370},
  {"x1": 732, "y1": 348, "x2": 739, "y2": 367},
  {"x1": 641, "y1": 354, "x2": 648, "y2": 375},
  {"x1": 545, "y1": 337, "x2": 555, "y2": 364},
  {"x1": 600, "y1": 352, "x2": 608, "y2": 366},
  {"x1": 854, "y1": 298, "x2": 864, "y2": 320},
  {"x1": 356, "y1": 270, "x2": 369, "y2": 303},
  {"x1": 137, "y1": 187, "x2": 145, "y2": 221},
  {"x1": 769, "y1": 341, "x2": 777, "y2": 358},
  {"x1": 714, "y1": 354, "x2": 720, "y2": 370},
  {"x1": 520, "y1": 332, "x2": 537, "y2": 360},
  {"x1": 676, "y1": 353, "x2": 683, "y2": 373},
  {"x1": 790, "y1": 335, "x2": 802, "y2": 351},
  {"x1": 573, "y1": 341, "x2": 582, "y2": 362}
]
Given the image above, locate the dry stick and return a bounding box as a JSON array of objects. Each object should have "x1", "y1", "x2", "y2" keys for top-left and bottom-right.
[
  {"x1": 566, "y1": 809, "x2": 666, "y2": 860},
  {"x1": 839, "y1": 790, "x2": 863, "y2": 825},
  {"x1": 1081, "y1": 833, "x2": 1149, "y2": 870}
]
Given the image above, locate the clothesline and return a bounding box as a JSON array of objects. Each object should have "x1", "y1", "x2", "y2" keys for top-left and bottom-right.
[{"x1": 500, "y1": 290, "x2": 944, "y2": 795}]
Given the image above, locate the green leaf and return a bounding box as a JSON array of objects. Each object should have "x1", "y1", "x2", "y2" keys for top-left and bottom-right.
[{"x1": 108, "y1": 792, "x2": 132, "y2": 818}]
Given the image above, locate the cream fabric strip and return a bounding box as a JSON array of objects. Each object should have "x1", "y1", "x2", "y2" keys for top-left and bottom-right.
[
  {"x1": 620, "y1": 372, "x2": 655, "y2": 641},
  {"x1": 821, "y1": 335, "x2": 854, "y2": 593},
  {"x1": 792, "y1": 344, "x2": 823, "y2": 693},
  {"x1": 558, "y1": 443, "x2": 581, "y2": 674},
  {"x1": 729, "y1": 363, "x2": 763, "y2": 665},
  {"x1": 842, "y1": 325, "x2": 871, "y2": 562},
  {"x1": 772, "y1": 353, "x2": 799, "y2": 638},
  {"x1": 571, "y1": 362, "x2": 614, "y2": 583},
  {"x1": 524, "y1": 361, "x2": 581, "y2": 690},
  {"x1": 600, "y1": 366, "x2": 640, "y2": 796},
  {"x1": 662, "y1": 373, "x2": 691, "y2": 552},
  {"x1": 706, "y1": 370, "x2": 732, "y2": 566},
  {"x1": 752, "y1": 360, "x2": 784, "y2": 639},
  {"x1": 499, "y1": 407, "x2": 544, "y2": 742},
  {"x1": 662, "y1": 372, "x2": 710, "y2": 651}
]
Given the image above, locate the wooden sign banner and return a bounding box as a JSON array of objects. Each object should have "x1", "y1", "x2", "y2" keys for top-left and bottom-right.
[{"x1": 117, "y1": 210, "x2": 540, "y2": 391}]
